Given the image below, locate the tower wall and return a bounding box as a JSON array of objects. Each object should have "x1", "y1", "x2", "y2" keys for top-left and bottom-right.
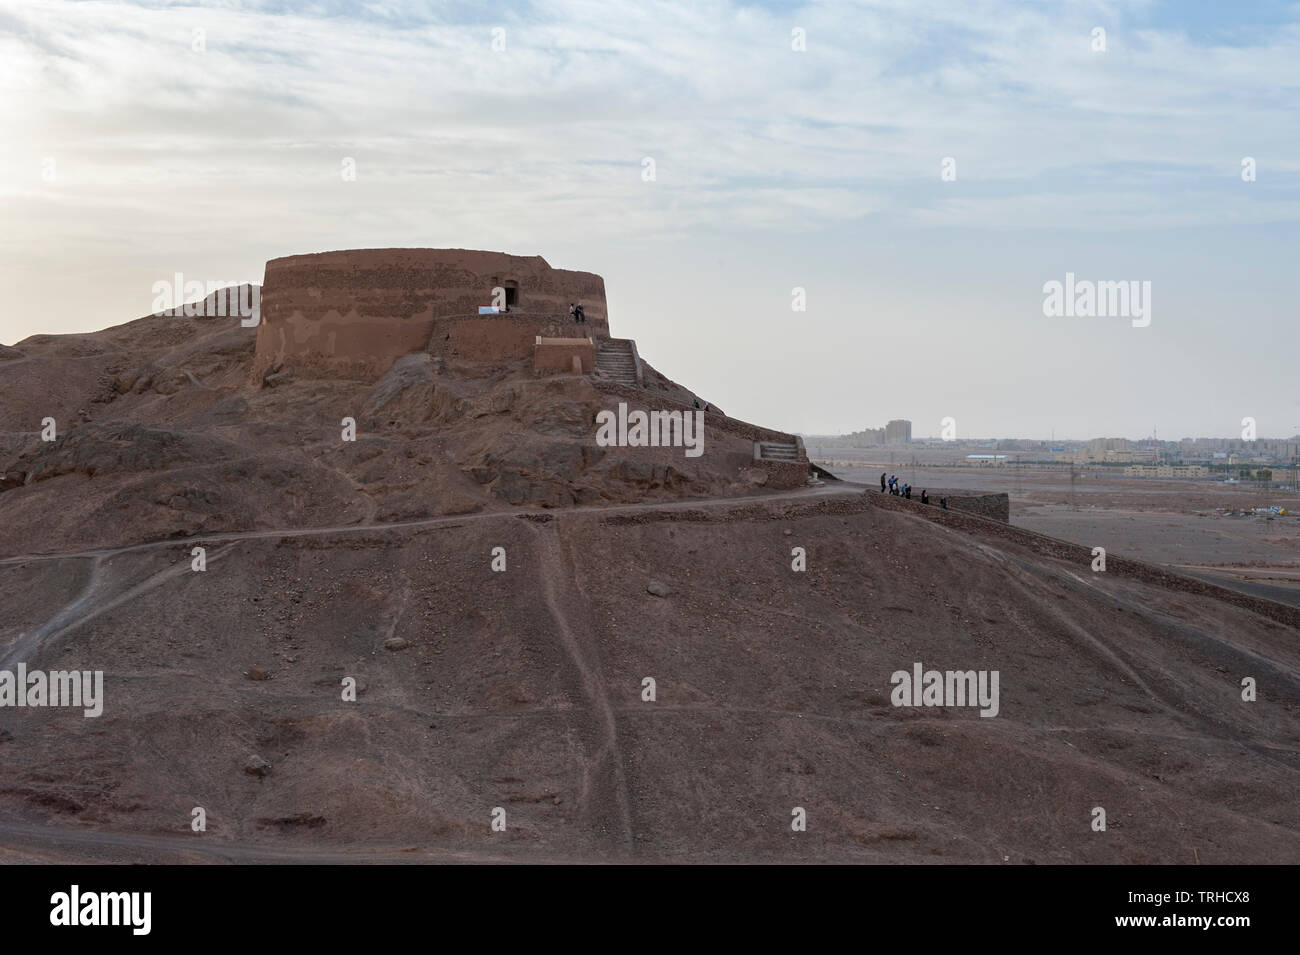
[{"x1": 252, "y1": 248, "x2": 608, "y2": 380}]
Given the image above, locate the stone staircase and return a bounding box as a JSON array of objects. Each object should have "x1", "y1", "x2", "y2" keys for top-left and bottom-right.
[
  {"x1": 754, "y1": 441, "x2": 802, "y2": 462},
  {"x1": 594, "y1": 339, "x2": 639, "y2": 386}
]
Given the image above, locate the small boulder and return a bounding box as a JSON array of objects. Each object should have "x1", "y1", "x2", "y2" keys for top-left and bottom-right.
[
  {"x1": 248, "y1": 666, "x2": 270, "y2": 681},
  {"x1": 244, "y1": 755, "x2": 272, "y2": 778},
  {"x1": 384, "y1": 637, "x2": 409, "y2": 651},
  {"x1": 646, "y1": 580, "x2": 671, "y2": 598}
]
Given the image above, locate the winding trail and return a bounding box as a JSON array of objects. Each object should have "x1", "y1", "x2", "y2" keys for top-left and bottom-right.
[
  {"x1": 529, "y1": 520, "x2": 635, "y2": 850},
  {"x1": 2, "y1": 479, "x2": 1297, "y2": 862},
  {"x1": 0, "y1": 543, "x2": 238, "y2": 668},
  {"x1": 0, "y1": 484, "x2": 861, "y2": 566}
]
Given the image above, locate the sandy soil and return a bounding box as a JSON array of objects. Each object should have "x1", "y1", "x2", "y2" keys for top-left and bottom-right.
[
  {"x1": 0, "y1": 490, "x2": 1295, "y2": 863},
  {"x1": 0, "y1": 314, "x2": 1296, "y2": 864}
]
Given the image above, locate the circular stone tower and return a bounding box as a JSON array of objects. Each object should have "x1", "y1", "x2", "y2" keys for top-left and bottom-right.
[{"x1": 252, "y1": 248, "x2": 608, "y2": 381}]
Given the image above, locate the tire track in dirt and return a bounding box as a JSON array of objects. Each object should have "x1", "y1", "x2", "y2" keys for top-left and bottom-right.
[
  {"x1": 528, "y1": 519, "x2": 634, "y2": 852},
  {"x1": 0, "y1": 485, "x2": 859, "y2": 565},
  {"x1": 0, "y1": 818, "x2": 543, "y2": 863},
  {"x1": 983, "y1": 545, "x2": 1300, "y2": 774},
  {"x1": 969, "y1": 541, "x2": 1160, "y2": 699},
  {"x1": 0, "y1": 555, "x2": 103, "y2": 668},
  {"x1": 0, "y1": 543, "x2": 239, "y2": 668}
]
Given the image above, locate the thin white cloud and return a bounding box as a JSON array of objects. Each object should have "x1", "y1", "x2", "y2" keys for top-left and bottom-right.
[{"x1": 1, "y1": 0, "x2": 1297, "y2": 441}]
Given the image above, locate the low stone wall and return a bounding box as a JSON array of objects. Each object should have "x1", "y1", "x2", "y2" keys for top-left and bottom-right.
[
  {"x1": 944, "y1": 491, "x2": 1010, "y2": 523},
  {"x1": 864, "y1": 487, "x2": 1009, "y2": 522},
  {"x1": 860, "y1": 490, "x2": 1300, "y2": 629},
  {"x1": 446, "y1": 316, "x2": 541, "y2": 361},
  {"x1": 600, "y1": 492, "x2": 1300, "y2": 630},
  {"x1": 756, "y1": 460, "x2": 810, "y2": 490},
  {"x1": 534, "y1": 336, "x2": 594, "y2": 375}
]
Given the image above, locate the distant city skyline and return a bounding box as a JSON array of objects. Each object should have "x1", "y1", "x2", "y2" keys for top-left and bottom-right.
[
  {"x1": 806, "y1": 432, "x2": 1300, "y2": 443},
  {"x1": 803, "y1": 421, "x2": 1300, "y2": 445}
]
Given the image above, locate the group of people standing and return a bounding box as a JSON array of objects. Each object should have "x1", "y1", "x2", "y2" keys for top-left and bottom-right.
[
  {"x1": 569, "y1": 302, "x2": 586, "y2": 323},
  {"x1": 880, "y1": 473, "x2": 947, "y2": 509},
  {"x1": 883, "y1": 474, "x2": 914, "y2": 498}
]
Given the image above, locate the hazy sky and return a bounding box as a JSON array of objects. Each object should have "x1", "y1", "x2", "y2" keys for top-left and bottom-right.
[{"x1": 3, "y1": 0, "x2": 1297, "y2": 439}]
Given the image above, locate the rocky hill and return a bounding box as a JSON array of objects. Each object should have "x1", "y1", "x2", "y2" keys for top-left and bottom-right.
[{"x1": 0, "y1": 306, "x2": 1295, "y2": 863}]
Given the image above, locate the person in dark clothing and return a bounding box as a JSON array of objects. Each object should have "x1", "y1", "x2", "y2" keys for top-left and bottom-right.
[
  {"x1": 940, "y1": 497, "x2": 948, "y2": 509},
  {"x1": 575, "y1": 304, "x2": 586, "y2": 323},
  {"x1": 904, "y1": 484, "x2": 911, "y2": 499},
  {"x1": 921, "y1": 489, "x2": 929, "y2": 505},
  {"x1": 881, "y1": 472, "x2": 887, "y2": 493}
]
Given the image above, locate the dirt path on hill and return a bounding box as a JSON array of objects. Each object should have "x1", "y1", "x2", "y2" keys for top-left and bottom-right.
[{"x1": 530, "y1": 520, "x2": 635, "y2": 851}]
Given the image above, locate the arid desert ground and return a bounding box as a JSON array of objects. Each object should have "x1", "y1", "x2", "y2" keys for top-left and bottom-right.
[{"x1": 0, "y1": 304, "x2": 1296, "y2": 864}]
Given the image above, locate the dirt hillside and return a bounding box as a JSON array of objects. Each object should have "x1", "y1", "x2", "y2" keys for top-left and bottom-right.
[{"x1": 0, "y1": 309, "x2": 1295, "y2": 863}]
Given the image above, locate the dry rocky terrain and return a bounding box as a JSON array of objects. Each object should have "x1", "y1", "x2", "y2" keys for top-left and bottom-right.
[{"x1": 0, "y1": 308, "x2": 1296, "y2": 863}]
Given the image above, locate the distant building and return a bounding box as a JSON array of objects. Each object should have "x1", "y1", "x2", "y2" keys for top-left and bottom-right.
[
  {"x1": 1087, "y1": 437, "x2": 1133, "y2": 461},
  {"x1": 1123, "y1": 465, "x2": 1209, "y2": 478},
  {"x1": 885, "y1": 419, "x2": 912, "y2": 445}
]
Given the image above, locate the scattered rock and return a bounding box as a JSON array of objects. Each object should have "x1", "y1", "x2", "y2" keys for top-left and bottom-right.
[
  {"x1": 362, "y1": 353, "x2": 433, "y2": 418},
  {"x1": 0, "y1": 729, "x2": 13, "y2": 743},
  {"x1": 244, "y1": 755, "x2": 272, "y2": 778},
  {"x1": 783, "y1": 529, "x2": 792, "y2": 536},
  {"x1": 646, "y1": 580, "x2": 671, "y2": 597},
  {"x1": 384, "y1": 637, "x2": 409, "y2": 651},
  {"x1": 152, "y1": 369, "x2": 188, "y2": 395},
  {"x1": 263, "y1": 371, "x2": 295, "y2": 388},
  {"x1": 257, "y1": 813, "x2": 326, "y2": 831},
  {"x1": 248, "y1": 666, "x2": 270, "y2": 681}
]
